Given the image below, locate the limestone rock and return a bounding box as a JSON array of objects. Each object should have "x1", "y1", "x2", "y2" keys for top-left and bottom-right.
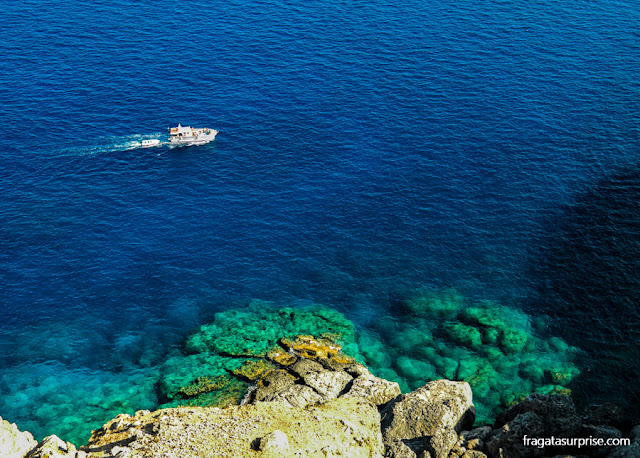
[
  {"x1": 26, "y1": 434, "x2": 81, "y2": 458},
  {"x1": 288, "y1": 359, "x2": 325, "y2": 378},
  {"x1": 380, "y1": 379, "x2": 475, "y2": 458},
  {"x1": 279, "y1": 335, "x2": 354, "y2": 362},
  {"x1": 0, "y1": 416, "x2": 37, "y2": 458},
  {"x1": 255, "y1": 383, "x2": 325, "y2": 408},
  {"x1": 83, "y1": 397, "x2": 383, "y2": 457},
  {"x1": 302, "y1": 369, "x2": 352, "y2": 398},
  {"x1": 343, "y1": 373, "x2": 401, "y2": 406},
  {"x1": 256, "y1": 369, "x2": 297, "y2": 393},
  {"x1": 248, "y1": 352, "x2": 391, "y2": 410},
  {"x1": 258, "y1": 430, "x2": 290, "y2": 453}
]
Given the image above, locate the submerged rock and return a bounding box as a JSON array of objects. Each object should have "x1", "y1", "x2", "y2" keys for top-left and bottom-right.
[
  {"x1": 157, "y1": 301, "x2": 361, "y2": 410},
  {"x1": 13, "y1": 375, "x2": 638, "y2": 458},
  {"x1": 362, "y1": 288, "x2": 580, "y2": 424},
  {"x1": 183, "y1": 301, "x2": 357, "y2": 358},
  {"x1": 0, "y1": 299, "x2": 599, "y2": 457}
]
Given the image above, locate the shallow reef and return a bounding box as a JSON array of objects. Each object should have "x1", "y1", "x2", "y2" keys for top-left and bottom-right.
[
  {"x1": 156, "y1": 299, "x2": 360, "y2": 409},
  {"x1": 358, "y1": 288, "x2": 580, "y2": 424},
  {"x1": 0, "y1": 293, "x2": 581, "y2": 446},
  {"x1": 158, "y1": 293, "x2": 580, "y2": 426},
  {"x1": 0, "y1": 361, "x2": 159, "y2": 447}
]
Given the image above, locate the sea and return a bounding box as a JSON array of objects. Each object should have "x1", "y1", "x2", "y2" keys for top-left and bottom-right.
[{"x1": 1, "y1": 0, "x2": 639, "y2": 444}]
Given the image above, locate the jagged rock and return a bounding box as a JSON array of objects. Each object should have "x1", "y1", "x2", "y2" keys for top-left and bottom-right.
[
  {"x1": 485, "y1": 411, "x2": 545, "y2": 457},
  {"x1": 266, "y1": 347, "x2": 298, "y2": 366},
  {"x1": 302, "y1": 369, "x2": 352, "y2": 398},
  {"x1": 255, "y1": 383, "x2": 325, "y2": 407},
  {"x1": 380, "y1": 379, "x2": 474, "y2": 458},
  {"x1": 0, "y1": 415, "x2": 37, "y2": 458},
  {"x1": 579, "y1": 424, "x2": 623, "y2": 457},
  {"x1": 258, "y1": 369, "x2": 297, "y2": 391},
  {"x1": 289, "y1": 359, "x2": 325, "y2": 378},
  {"x1": 581, "y1": 424, "x2": 623, "y2": 439},
  {"x1": 486, "y1": 394, "x2": 581, "y2": 458},
  {"x1": 248, "y1": 369, "x2": 296, "y2": 402},
  {"x1": 343, "y1": 373, "x2": 401, "y2": 406},
  {"x1": 459, "y1": 451, "x2": 487, "y2": 458},
  {"x1": 26, "y1": 434, "x2": 81, "y2": 458},
  {"x1": 83, "y1": 397, "x2": 384, "y2": 457},
  {"x1": 462, "y1": 425, "x2": 492, "y2": 450},
  {"x1": 584, "y1": 403, "x2": 633, "y2": 434},
  {"x1": 345, "y1": 363, "x2": 373, "y2": 378},
  {"x1": 248, "y1": 353, "x2": 389, "y2": 409},
  {"x1": 494, "y1": 394, "x2": 581, "y2": 438},
  {"x1": 10, "y1": 342, "x2": 625, "y2": 458},
  {"x1": 609, "y1": 427, "x2": 640, "y2": 458},
  {"x1": 448, "y1": 425, "x2": 492, "y2": 457},
  {"x1": 279, "y1": 335, "x2": 354, "y2": 363}
]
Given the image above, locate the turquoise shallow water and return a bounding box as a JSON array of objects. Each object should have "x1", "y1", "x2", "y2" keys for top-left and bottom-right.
[{"x1": 1, "y1": 0, "x2": 639, "y2": 443}]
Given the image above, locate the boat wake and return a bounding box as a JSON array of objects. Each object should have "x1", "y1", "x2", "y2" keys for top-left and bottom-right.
[{"x1": 59, "y1": 133, "x2": 166, "y2": 156}]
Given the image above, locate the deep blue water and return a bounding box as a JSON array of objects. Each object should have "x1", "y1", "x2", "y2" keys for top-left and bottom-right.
[{"x1": 1, "y1": 0, "x2": 640, "y2": 443}]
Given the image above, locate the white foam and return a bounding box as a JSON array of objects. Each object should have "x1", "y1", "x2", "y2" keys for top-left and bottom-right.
[{"x1": 58, "y1": 133, "x2": 166, "y2": 156}]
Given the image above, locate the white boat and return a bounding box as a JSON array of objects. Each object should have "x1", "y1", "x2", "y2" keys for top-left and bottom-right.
[
  {"x1": 141, "y1": 139, "x2": 161, "y2": 148},
  {"x1": 168, "y1": 124, "x2": 218, "y2": 146}
]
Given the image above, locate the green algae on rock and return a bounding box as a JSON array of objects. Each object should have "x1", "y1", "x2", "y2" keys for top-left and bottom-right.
[
  {"x1": 404, "y1": 287, "x2": 465, "y2": 319},
  {"x1": 279, "y1": 335, "x2": 356, "y2": 364},
  {"x1": 183, "y1": 300, "x2": 357, "y2": 357},
  {"x1": 360, "y1": 289, "x2": 581, "y2": 425},
  {"x1": 162, "y1": 375, "x2": 249, "y2": 409},
  {"x1": 1, "y1": 363, "x2": 160, "y2": 448},
  {"x1": 157, "y1": 300, "x2": 359, "y2": 410},
  {"x1": 156, "y1": 294, "x2": 579, "y2": 426},
  {"x1": 232, "y1": 359, "x2": 277, "y2": 382}
]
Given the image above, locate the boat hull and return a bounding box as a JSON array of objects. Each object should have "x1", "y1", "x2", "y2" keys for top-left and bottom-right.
[
  {"x1": 168, "y1": 126, "x2": 218, "y2": 147},
  {"x1": 141, "y1": 139, "x2": 161, "y2": 148}
]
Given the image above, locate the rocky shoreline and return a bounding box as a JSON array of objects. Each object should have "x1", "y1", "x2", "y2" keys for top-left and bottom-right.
[{"x1": 2, "y1": 335, "x2": 639, "y2": 458}]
